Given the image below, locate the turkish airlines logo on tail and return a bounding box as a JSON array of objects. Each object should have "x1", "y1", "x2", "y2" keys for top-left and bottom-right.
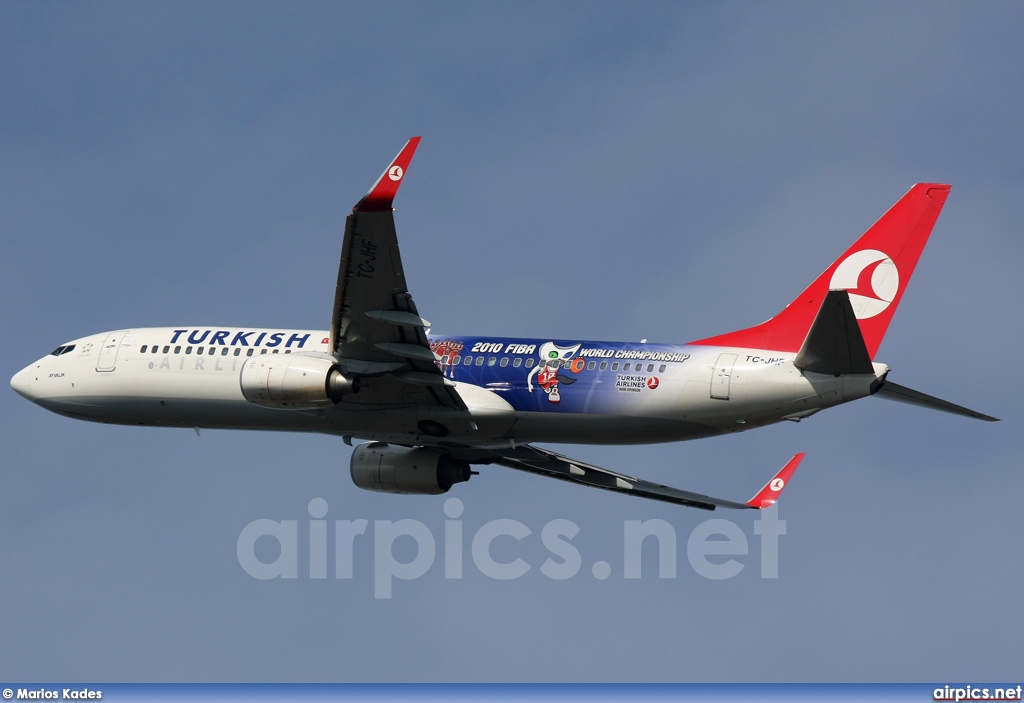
[
  {"x1": 388, "y1": 165, "x2": 404, "y2": 181},
  {"x1": 829, "y1": 249, "x2": 899, "y2": 319}
]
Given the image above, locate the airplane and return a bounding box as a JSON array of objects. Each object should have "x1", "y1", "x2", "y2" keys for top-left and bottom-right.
[{"x1": 10, "y1": 137, "x2": 998, "y2": 511}]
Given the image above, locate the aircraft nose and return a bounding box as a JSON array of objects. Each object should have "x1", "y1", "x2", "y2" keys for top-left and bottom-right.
[{"x1": 10, "y1": 365, "x2": 37, "y2": 401}]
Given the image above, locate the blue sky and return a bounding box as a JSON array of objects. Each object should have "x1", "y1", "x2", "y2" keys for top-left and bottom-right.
[{"x1": 2, "y1": 1, "x2": 1022, "y2": 682}]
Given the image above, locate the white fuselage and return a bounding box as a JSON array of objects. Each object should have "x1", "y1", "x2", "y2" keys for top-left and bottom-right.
[{"x1": 11, "y1": 326, "x2": 888, "y2": 448}]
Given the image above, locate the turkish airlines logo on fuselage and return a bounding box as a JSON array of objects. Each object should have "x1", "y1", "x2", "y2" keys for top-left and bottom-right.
[{"x1": 829, "y1": 249, "x2": 899, "y2": 319}]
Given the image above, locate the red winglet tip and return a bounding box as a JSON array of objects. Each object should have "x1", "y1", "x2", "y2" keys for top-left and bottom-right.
[
  {"x1": 746, "y1": 452, "x2": 805, "y2": 509},
  {"x1": 355, "y1": 136, "x2": 422, "y2": 212}
]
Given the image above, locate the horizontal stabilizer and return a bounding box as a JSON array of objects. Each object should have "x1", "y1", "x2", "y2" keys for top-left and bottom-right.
[
  {"x1": 874, "y1": 381, "x2": 999, "y2": 422},
  {"x1": 794, "y1": 290, "x2": 874, "y2": 375}
]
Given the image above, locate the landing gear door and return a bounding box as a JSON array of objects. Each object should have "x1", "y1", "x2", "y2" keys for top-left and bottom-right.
[
  {"x1": 96, "y1": 330, "x2": 130, "y2": 372},
  {"x1": 710, "y1": 352, "x2": 738, "y2": 400}
]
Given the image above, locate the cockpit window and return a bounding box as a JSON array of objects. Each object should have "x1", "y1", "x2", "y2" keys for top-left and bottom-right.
[{"x1": 49, "y1": 344, "x2": 76, "y2": 356}]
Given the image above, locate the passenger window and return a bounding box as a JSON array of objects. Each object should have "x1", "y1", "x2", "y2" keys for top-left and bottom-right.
[
  {"x1": 500, "y1": 357, "x2": 509, "y2": 367},
  {"x1": 452, "y1": 355, "x2": 461, "y2": 365},
  {"x1": 513, "y1": 358, "x2": 522, "y2": 368},
  {"x1": 272, "y1": 349, "x2": 279, "y2": 354},
  {"x1": 197, "y1": 347, "x2": 203, "y2": 354},
  {"x1": 525, "y1": 358, "x2": 535, "y2": 368},
  {"x1": 659, "y1": 364, "x2": 666, "y2": 373},
  {"x1": 234, "y1": 348, "x2": 241, "y2": 356},
  {"x1": 463, "y1": 356, "x2": 472, "y2": 365},
  {"x1": 587, "y1": 361, "x2": 596, "y2": 370},
  {"x1": 174, "y1": 346, "x2": 181, "y2": 354},
  {"x1": 600, "y1": 361, "x2": 608, "y2": 371},
  {"x1": 648, "y1": 364, "x2": 654, "y2": 373},
  {"x1": 186, "y1": 347, "x2": 192, "y2": 355},
  {"x1": 209, "y1": 347, "x2": 216, "y2": 356},
  {"x1": 284, "y1": 350, "x2": 291, "y2": 354},
  {"x1": 141, "y1": 345, "x2": 148, "y2": 353},
  {"x1": 221, "y1": 348, "x2": 229, "y2": 356},
  {"x1": 487, "y1": 357, "x2": 496, "y2": 366},
  {"x1": 246, "y1": 349, "x2": 254, "y2": 357},
  {"x1": 260, "y1": 349, "x2": 268, "y2": 355},
  {"x1": 152, "y1": 346, "x2": 159, "y2": 354},
  {"x1": 475, "y1": 356, "x2": 484, "y2": 366},
  {"x1": 611, "y1": 362, "x2": 619, "y2": 371},
  {"x1": 623, "y1": 362, "x2": 630, "y2": 371}
]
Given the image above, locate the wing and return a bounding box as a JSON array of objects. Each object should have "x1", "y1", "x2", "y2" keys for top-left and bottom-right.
[
  {"x1": 488, "y1": 445, "x2": 805, "y2": 510},
  {"x1": 328, "y1": 138, "x2": 465, "y2": 410}
]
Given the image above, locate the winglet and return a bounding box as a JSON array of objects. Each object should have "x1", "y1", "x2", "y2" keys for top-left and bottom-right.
[
  {"x1": 354, "y1": 136, "x2": 422, "y2": 212},
  {"x1": 746, "y1": 453, "x2": 805, "y2": 508}
]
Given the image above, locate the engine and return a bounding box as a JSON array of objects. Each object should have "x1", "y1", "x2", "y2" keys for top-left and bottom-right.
[
  {"x1": 350, "y1": 442, "x2": 472, "y2": 495},
  {"x1": 239, "y1": 353, "x2": 358, "y2": 410}
]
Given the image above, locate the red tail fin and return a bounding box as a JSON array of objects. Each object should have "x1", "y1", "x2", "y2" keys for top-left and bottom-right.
[{"x1": 690, "y1": 184, "x2": 951, "y2": 358}]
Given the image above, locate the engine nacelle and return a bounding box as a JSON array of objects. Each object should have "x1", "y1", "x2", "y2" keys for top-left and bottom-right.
[
  {"x1": 350, "y1": 442, "x2": 472, "y2": 495},
  {"x1": 239, "y1": 353, "x2": 358, "y2": 410}
]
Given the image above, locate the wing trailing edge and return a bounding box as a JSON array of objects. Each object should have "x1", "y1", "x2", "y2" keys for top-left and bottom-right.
[{"x1": 490, "y1": 446, "x2": 805, "y2": 511}]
